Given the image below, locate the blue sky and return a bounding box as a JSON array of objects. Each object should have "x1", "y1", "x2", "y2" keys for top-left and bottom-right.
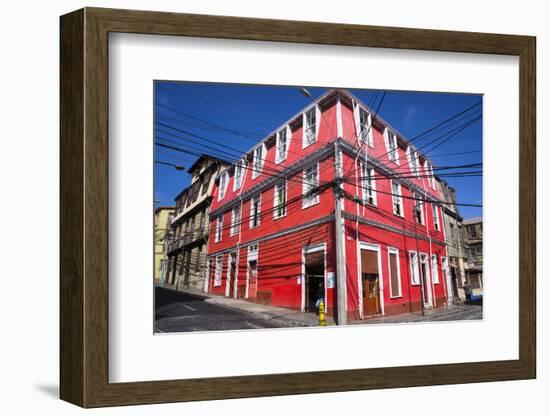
[{"x1": 154, "y1": 82, "x2": 482, "y2": 219}]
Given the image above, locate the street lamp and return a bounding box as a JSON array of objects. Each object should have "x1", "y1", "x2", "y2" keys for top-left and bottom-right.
[{"x1": 155, "y1": 161, "x2": 185, "y2": 170}]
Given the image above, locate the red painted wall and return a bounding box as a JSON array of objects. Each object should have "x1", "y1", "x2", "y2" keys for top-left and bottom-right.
[{"x1": 206, "y1": 91, "x2": 448, "y2": 320}]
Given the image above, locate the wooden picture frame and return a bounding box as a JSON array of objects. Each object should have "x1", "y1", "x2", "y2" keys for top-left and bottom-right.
[{"x1": 60, "y1": 7, "x2": 536, "y2": 408}]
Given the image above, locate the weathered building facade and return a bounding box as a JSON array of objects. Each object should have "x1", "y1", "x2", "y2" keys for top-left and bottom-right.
[
  {"x1": 463, "y1": 217, "x2": 483, "y2": 296},
  {"x1": 205, "y1": 89, "x2": 450, "y2": 322},
  {"x1": 154, "y1": 206, "x2": 175, "y2": 283},
  {"x1": 438, "y1": 181, "x2": 467, "y2": 303},
  {"x1": 167, "y1": 155, "x2": 230, "y2": 290}
]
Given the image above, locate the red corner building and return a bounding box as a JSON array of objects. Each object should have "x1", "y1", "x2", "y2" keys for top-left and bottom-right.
[{"x1": 204, "y1": 89, "x2": 450, "y2": 322}]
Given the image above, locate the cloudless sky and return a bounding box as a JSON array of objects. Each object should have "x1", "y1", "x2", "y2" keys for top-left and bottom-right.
[{"x1": 154, "y1": 82, "x2": 482, "y2": 219}]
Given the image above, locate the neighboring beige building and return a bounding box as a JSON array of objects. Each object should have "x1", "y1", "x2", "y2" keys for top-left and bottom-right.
[
  {"x1": 463, "y1": 217, "x2": 483, "y2": 296},
  {"x1": 154, "y1": 206, "x2": 175, "y2": 283},
  {"x1": 167, "y1": 155, "x2": 230, "y2": 290},
  {"x1": 438, "y1": 180, "x2": 467, "y2": 303}
]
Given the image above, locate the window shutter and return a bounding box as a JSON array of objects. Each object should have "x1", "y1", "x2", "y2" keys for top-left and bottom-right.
[
  {"x1": 286, "y1": 125, "x2": 291, "y2": 158},
  {"x1": 353, "y1": 100, "x2": 360, "y2": 140},
  {"x1": 383, "y1": 128, "x2": 389, "y2": 152},
  {"x1": 302, "y1": 112, "x2": 307, "y2": 147},
  {"x1": 315, "y1": 105, "x2": 321, "y2": 141},
  {"x1": 367, "y1": 112, "x2": 373, "y2": 145}
]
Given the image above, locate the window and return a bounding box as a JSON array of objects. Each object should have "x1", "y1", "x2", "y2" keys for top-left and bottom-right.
[
  {"x1": 215, "y1": 216, "x2": 223, "y2": 242},
  {"x1": 414, "y1": 194, "x2": 424, "y2": 224},
  {"x1": 233, "y1": 161, "x2": 244, "y2": 191},
  {"x1": 427, "y1": 162, "x2": 436, "y2": 189},
  {"x1": 450, "y1": 222, "x2": 455, "y2": 238},
  {"x1": 361, "y1": 162, "x2": 376, "y2": 205},
  {"x1": 252, "y1": 145, "x2": 265, "y2": 179},
  {"x1": 431, "y1": 254, "x2": 440, "y2": 284},
  {"x1": 392, "y1": 181, "x2": 403, "y2": 216},
  {"x1": 230, "y1": 205, "x2": 241, "y2": 236},
  {"x1": 273, "y1": 181, "x2": 287, "y2": 218},
  {"x1": 250, "y1": 194, "x2": 261, "y2": 228},
  {"x1": 195, "y1": 245, "x2": 202, "y2": 272},
  {"x1": 214, "y1": 255, "x2": 223, "y2": 286},
  {"x1": 302, "y1": 163, "x2": 320, "y2": 208},
  {"x1": 276, "y1": 127, "x2": 289, "y2": 163},
  {"x1": 218, "y1": 171, "x2": 229, "y2": 201},
  {"x1": 432, "y1": 204, "x2": 440, "y2": 231},
  {"x1": 469, "y1": 224, "x2": 478, "y2": 238},
  {"x1": 356, "y1": 106, "x2": 373, "y2": 146},
  {"x1": 407, "y1": 147, "x2": 419, "y2": 176},
  {"x1": 409, "y1": 252, "x2": 420, "y2": 285},
  {"x1": 303, "y1": 106, "x2": 317, "y2": 147},
  {"x1": 201, "y1": 169, "x2": 211, "y2": 195},
  {"x1": 385, "y1": 128, "x2": 399, "y2": 163},
  {"x1": 388, "y1": 248, "x2": 402, "y2": 297}
]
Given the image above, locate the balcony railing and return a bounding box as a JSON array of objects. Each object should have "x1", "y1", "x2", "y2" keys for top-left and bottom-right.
[
  {"x1": 167, "y1": 228, "x2": 207, "y2": 253},
  {"x1": 465, "y1": 256, "x2": 483, "y2": 269}
]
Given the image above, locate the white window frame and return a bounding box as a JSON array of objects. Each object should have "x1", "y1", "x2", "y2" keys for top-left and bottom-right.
[
  {"x1": 432, "y1": 203, "x2": 440, "y2": 231},
  {"x1": 218, "y1": 171, "x2": 229, "y2": 201},
  {"x1": 407, "y1": 146, "x2": 420, "y2": 176},
  {"x1": 387, "y1": 247, "x2": 403, "y2": 298},
  {"x1": 360, "y1": 162, "x2": 377, "y2": 206},
  {"x1": 391, "y1": 180, "x2": 404, "y2": 217},
  {"x1": 431, "y1": 254, "x2": 440, "y2": 284},
  {"x1": 302, "y1": 105, "x2": 319, "y2": 148},
  {"x1": 409, "y1": 251, "x2": 420, "y2": 285},
  {"x1": 233, "y1": 160, "x2": 244, "y2": 191},
  {"x1": 245, "y1": 244, "x2": 259, "y2": 299},
  {"x1": 414, "y1": 193, "x2": 425, "y2": 225},
  {"x1": 384, "y1": 128, "x2": 399, "y2": 164},
  {"x1": 214, "y1": 255, "x2": 223, "y2": 286},
  {"x1": 354, "y1": 104, "x2": 373, "y2": 147},
  {"x1": 230, "y1": 205, "x2": 241, "y2": 236},
  {"x1": 426, "y1": 161, "x2": 436, "y2": 189},
  {"x1": 249, "y1": 194, "x2": 261, "y2": 229},
  {"x1": 273, "y1": 180, "x2": 287, "y2": 219},
  {"x1": 275, "y1": 126, "x2": 290, "y2": 163},
  {"x1": 302, "y1": 163, "x2": 320, "y2": 208},
  {"x1": 215, "y1": 216, "x2": 223, "y2": 242},
  {"x1": 251, "y1": 144, "x2": 265, "y2": 179}
]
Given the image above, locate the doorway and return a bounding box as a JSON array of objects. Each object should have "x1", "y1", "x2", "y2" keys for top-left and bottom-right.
[
  {"x1": 226, "y1": 252, "x2": 237, "y2": 298},
  {"x1": 303, "y1": 245, "x2": 325, "y2": 313},
  {"x1": 361, "y1": 247, "x2": 381, "y2": 317},
  {"x1": 419, "y1": 253, "x2": 433, "y2": 307}
]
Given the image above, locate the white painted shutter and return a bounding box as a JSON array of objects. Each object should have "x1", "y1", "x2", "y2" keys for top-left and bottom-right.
[
  {"x1": 286, "y1": 125, "x2": 291, "y2": 159},
  {"x1": 383, "y1": 128, "x2": 390, "y2": 153},
  {"x1": 315, "y1": 105, "x2": 321, "y2": 141},
  {"x1": 353, "y1": 100, "x2": 360, "y2": 140},
  {"x1": 367, "y1": 112, "x2": 373, "y2": 146}
]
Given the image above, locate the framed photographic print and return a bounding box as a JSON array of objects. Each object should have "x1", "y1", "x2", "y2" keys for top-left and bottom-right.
[{"x1": 60, "y1": 7, "x2": 536, "y2": 408}]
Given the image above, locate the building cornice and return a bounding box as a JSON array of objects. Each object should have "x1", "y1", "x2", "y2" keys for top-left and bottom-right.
[{"x1": 342, "y1": 211, "x2": 446, "y2": 247}]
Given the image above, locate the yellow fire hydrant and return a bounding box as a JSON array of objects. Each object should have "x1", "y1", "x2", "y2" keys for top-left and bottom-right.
[{"x1": 319, "y1": 299, "x2": 327, "y2": 326}]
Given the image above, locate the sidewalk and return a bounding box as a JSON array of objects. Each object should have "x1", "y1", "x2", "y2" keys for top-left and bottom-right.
[
  {"x1": 352, "y1": 303, "x2": 482, "y2": 325},
  {"x1": 158, "y1": 283, "x2": 335, "y2": 327}
]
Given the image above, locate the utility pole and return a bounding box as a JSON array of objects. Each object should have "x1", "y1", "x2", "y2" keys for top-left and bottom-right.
[{"x1": 334, "y1": 139, "x2": 347, "y2": 325}]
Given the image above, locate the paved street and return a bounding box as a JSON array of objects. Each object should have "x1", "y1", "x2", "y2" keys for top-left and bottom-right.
[
  {"x1": 155, "y1": 287, "x2": 300, "y2": 332},
  {"x1": 155, "y1": 286, "x2": 482, "y2": 333}
]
